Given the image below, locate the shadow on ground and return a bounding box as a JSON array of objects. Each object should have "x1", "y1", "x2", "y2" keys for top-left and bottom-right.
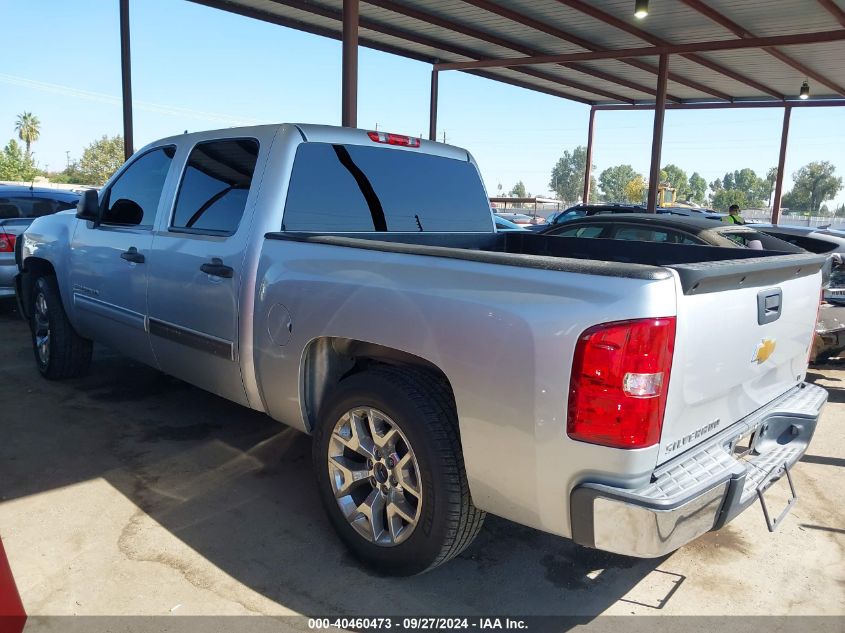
[{"x1": 0, "y1": 299, "x2": 668, "y2": 616}]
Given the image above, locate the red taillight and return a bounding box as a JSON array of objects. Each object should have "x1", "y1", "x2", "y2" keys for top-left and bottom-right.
[
  {"x1": 567, "y1": 317, "x2": 676, "y2": 449},
  {"x1": 367, "y1": 131, "x2": 421, "y2": 147},
  {"x1": 0, "y1": 231, "x2": 15, "y2": 253}
]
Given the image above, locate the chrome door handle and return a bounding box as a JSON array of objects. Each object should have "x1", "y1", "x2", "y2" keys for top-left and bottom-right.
[
  {"x1": 120, "y1": 247, "x2": 145, "y2": 264},
  {"x1": 200, "y1": 257, "x2": 233, "y2": 278}
]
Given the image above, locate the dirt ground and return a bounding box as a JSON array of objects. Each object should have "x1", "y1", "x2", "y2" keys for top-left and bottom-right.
[{"x1": 0, "y1": 297, "x2": 842, "y2": 626}]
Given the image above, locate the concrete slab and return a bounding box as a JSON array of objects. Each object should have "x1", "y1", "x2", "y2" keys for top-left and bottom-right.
[{"x1": 0, "y1": 298, "x2": 843, "y2": 620}]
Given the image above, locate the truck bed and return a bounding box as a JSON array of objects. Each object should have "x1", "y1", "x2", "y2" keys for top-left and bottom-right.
[{"x1": 266, "y1": 231, "x2": 826, "y2": 294}]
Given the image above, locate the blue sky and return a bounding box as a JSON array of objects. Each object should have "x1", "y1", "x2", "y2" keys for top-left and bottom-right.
[{"x1": 1, "y1": 0, "x2": 844, "y2": 208}]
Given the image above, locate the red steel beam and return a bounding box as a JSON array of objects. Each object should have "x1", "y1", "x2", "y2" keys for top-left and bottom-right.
[
  {"x1": 365, "y1": 0, "x2": 675, "y2": 102},
  {"x1": 646, "y1": 54, "x2": 669, "y2": 214},
  {"x1": 436, "y1": 29, "x2": 845, "y2": 71},
  {"x1": 680, "y1": 0, "x2": 845, "y2": 97},
  {"x1": 188, "y1": 0, "x2": 439, "y2": 64},
  {"x1": 188, "y1": 0, "x2": 597, "y2": 104},
  {"x1": 819, "y1": 0, "x2": 845, "y2": 28},
  {"x1": 119, "y1": 0, "x2": 134, "y2": 161},
  {"x1": 277, "y1": 0, "x2": 634, "y2": 103},
  {"x1": 593, "y1": 100, "x2": 845, "y2": 111},
  {"x1": 429, "y1": 68, "x2": 438, "y2": 141},
  {"x1": 466, "y1": 69, "x2": 591, "y2": 104},
  {"x1": 553, "y1": 0, "x2": 786, "y2": 99},
  {"x1": 771, "y1": 106, "x2": 792, "y2": 225},
  {"x1": 583, "y1": 107, "x2": 596, "y2": 203},
  {"x1": 342, "y1": 0, "x2": 358, "y2": 127},
  {"x1": 457, "y1": 0, "x2": 726, "y2": 101}
]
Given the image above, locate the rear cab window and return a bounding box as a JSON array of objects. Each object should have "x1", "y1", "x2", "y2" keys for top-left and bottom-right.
[
  {"x1": 282, "y1": 143, "x2": 492, "y2": 232},
  {"x1": 720, "y1": 229, "x2": 798, "y2": 251}
]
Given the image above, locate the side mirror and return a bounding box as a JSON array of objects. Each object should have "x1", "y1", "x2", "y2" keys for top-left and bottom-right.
[{"x1": 76, "y1": 189, "x2": 101, "y2": 226}]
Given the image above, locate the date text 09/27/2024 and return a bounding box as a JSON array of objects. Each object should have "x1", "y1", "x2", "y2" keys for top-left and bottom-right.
[{"x1": 308, "y1": 618, "x2": 528, "y2": 630}]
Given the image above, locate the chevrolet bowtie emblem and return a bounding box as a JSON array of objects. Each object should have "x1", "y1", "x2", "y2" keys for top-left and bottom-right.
[{"x1": 753, "y1": 338, "x2": 777, "y2": 364}]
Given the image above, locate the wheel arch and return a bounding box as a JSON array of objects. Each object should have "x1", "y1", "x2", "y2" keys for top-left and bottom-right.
[
  {"x1": 17, "y1": 257, "x2": 58, "y2": 319},
  {"x1": 300, "y1": 336, "x2": 457, "y2": 434}
]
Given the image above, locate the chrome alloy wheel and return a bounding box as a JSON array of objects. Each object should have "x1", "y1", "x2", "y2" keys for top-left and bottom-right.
[
  {"x1": 33, "y1": 292, "x2": 51, "y2": 366},
  {"x1": 328, "y1": 407, "x2": 423, "y2": 546}
]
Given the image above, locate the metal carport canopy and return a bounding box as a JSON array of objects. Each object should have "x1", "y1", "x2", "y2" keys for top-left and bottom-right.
[{"x1": 118, "y1": 0, "x2": 845, "y2": 220}]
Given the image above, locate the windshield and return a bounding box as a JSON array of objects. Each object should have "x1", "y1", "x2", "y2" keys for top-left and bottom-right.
[{"x1": 282, "y1": 143, "x2": 492, "y2": 232}]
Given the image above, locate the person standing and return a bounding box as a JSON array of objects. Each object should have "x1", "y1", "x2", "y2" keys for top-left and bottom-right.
[{"x1": 723, "y1": 204, "x2": 746, "y2": 224}]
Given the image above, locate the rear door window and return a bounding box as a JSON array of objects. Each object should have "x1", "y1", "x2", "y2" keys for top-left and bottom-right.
[
  {"x1": 171, "y1": 139, "x2": 260, "y2": 235},
  {"x1": 282, "y1": 143, "x2": 491, "y2": 232}
]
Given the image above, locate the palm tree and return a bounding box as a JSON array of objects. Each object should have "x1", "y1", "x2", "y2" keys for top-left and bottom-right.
[{"x1": 15, "y1": 112, "x2": 41, "y2": 156}]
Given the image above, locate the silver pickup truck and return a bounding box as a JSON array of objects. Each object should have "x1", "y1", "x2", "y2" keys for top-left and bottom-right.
[{"x1": 15, "y1": 124, "x2": 827, "y2": 576}]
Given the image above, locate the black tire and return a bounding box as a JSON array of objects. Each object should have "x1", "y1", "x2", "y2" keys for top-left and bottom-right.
[
  {"x1": 313, "y1": 366, "x2": 485, "y2": 576},
  {"x1": 30, "y1": 275, "x2": 92, "y2": 380}
]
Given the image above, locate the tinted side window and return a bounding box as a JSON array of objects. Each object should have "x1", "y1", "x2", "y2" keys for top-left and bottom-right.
[
  {"x1": 613, "y1": 226, "x2": 688, "y2": 243},
  {"x1": 557, "y1": 225, "x2": 605, "y2": 238},
  {"x1": 29, "y1": 197, "x2": 78, "y2": 217},
  {"x1": 103, "y1": 146, "x2": 175, "y2": 227},
  {"x1": 283, "y1": 143, "x2": 491, "y2": 232},
  {"x1": 552, "y1": 209, "x2": 585, "y2": 225},
  {"x1": 0, "y1": 197, "x2": 73, "y2": 218},
  {"x1": 171, "y1": 139, "x2": 259, "y2": 234}
]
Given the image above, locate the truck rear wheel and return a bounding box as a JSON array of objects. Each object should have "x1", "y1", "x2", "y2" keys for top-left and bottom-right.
[
  {"x1": 30, "y1": 275, "x2": 92, "y2": 380},
  {"x1": 313, "y1": 367, "x2": 485, "y2": 575}
]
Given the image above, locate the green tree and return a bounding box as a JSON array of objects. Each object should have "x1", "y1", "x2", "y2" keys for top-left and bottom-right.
[
  {"x1": 598, "y1": 164, "x2": 638, "y2": 202},
  {"x1": 688, "y1": 172, "x2": 707, "y2": 205},
  {"x1": 715, "y1": 168, "x2": 768, "y2": 207},
  {"x1": 765, "y1": 167, "x2": 778, "y2": 207},
  {"x1": 781, "y1": 188, "x2": 810, "y2": 214},
  {"x1": 0, "y1": 139, "x2": 39, "y2": 181},
  {"x1": 659, "y1": 164, "x2": 689, "y2": 198},
  {"x1": 48, "y1": 161, "x2": 86, "y2": 184},
  {"x1": 14, "y1": 112, "x2": 41, "y2": 156},
  {"x1": 712, "y1": 189, "x2": 748, "y2": 211},
  {"x1": 834, "y1": 204, "x2": 845, "y2": 218},
  {"x1": 623, "y1": 175, "x2": 647, "y2": 204},
  {"x1": 509, "y1": 181, "x2": 528, "y2": 198},
  {"x1": 549, "y1": 146, "x2": 595, "y2": 204},
  {"x1": 76, "y1": 135, "x2": 125, "y2": 185},
  {"x1": 787, "y1": 161, "x2": 843, "y2": 215}
]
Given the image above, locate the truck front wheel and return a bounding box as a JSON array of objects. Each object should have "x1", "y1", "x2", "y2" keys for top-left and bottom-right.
[
  {"x1": 30, "y1": 276, "x2": 93, "y2": 380},
  {"x1": 313, "y1": 367, "x2": 485, "y2": 575}
]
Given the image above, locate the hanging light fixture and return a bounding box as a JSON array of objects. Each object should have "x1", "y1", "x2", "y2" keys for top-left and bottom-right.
[
  {"x1": 799, "y1": 79, "x2": 810, "y2": 99},
  {"x1": 634, "y1": 0, "x2": 649, "y2": 19}
]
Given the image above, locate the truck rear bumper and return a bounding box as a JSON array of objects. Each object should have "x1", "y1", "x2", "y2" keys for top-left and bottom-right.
[{"x1": 570, "y1": 381, "x2": 827, "y2": 558}]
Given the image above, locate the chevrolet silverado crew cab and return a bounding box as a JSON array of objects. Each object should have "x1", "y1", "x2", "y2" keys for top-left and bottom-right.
[{"x1": 15, "y1": 124, "x2": 827, "y2": 575}]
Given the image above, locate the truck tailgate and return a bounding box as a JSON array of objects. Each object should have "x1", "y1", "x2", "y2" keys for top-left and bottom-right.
[{"x1": 657, "y1": 254, "x2": 824, "y2": 465}]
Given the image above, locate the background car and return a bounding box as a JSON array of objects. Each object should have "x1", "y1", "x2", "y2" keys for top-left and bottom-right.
[
  {"x1": 749, "y1": 224, "x2": 845, "y2": 304},
  {"x1": 0, "y1": 185, "x2": 80, "y2": 298},
  {"x1": 492, "y1": 211, "x2": 534, "y2": 227},
  {"x1": 539, "y1": 213, "x2": 805, "y2": 252},
  {"x1": 493, "y1": 215, "x2": 529, "y2": 232},
  {"x1": 546, "y1": 203, "x2": 723, "y2": 227}
]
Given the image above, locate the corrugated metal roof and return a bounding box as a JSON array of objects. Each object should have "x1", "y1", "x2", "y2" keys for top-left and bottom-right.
[{"x1": 188, "y1": 0, "x2": 845, "y2": 106}]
